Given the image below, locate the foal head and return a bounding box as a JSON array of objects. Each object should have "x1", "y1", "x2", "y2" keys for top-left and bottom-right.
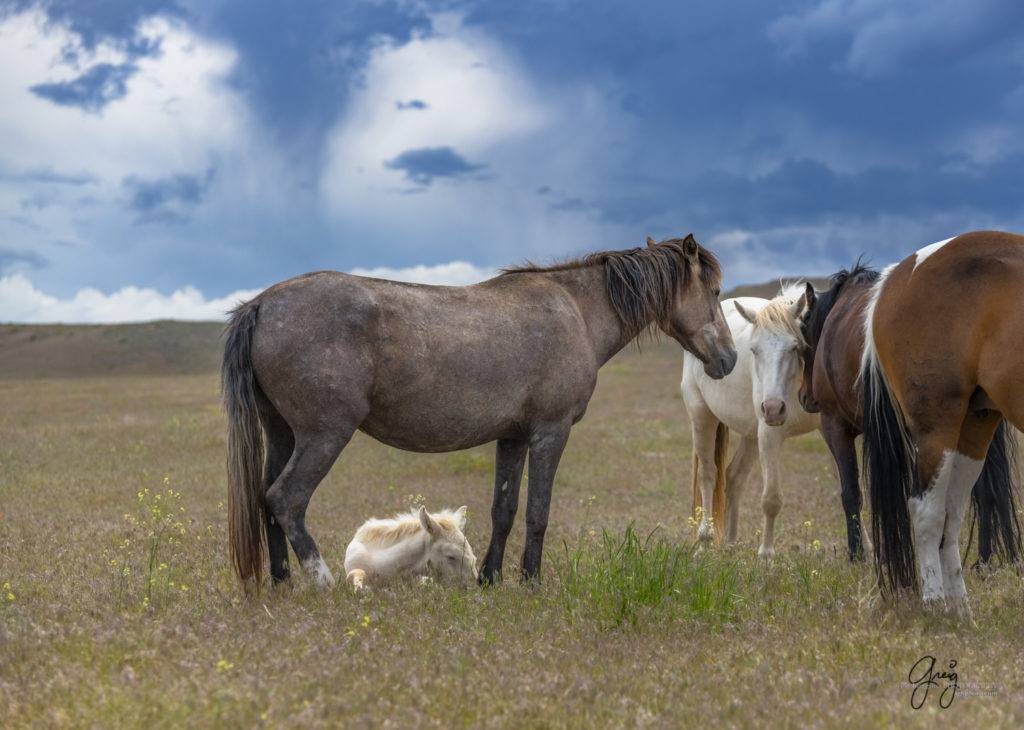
[
  {"x1": 418, "y1": 506, "x2": 478, "y2": 585},
  {"x1": 735, "y1": 283, "x2": 814, "y2": 427}
]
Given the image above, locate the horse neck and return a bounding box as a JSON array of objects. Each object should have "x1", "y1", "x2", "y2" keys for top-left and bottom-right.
[{"x1": 547, "y1": 265, "x2": 630, "y2": 366}]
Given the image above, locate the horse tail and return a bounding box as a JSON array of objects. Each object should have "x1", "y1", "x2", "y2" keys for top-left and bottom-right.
[
  {"x1": 712, "y1": 423, "x2": 728, "y2": 542},
  {"x1": 690, "y1": 422, "x2": 728, "y2": 542},
  {"x1": 966, "y1": 419, "x2": 1022, "y2": 566},
  {"x1": 861, "y1": 345, "x2": 918, "y2": 597},
  {"x1": 222, "y1": 299, "x2": 266, "y2": 589}
]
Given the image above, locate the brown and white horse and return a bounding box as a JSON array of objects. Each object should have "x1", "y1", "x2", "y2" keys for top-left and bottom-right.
[{"x1": 861, "y1": 231, "x2": 1024, "y2": 616}]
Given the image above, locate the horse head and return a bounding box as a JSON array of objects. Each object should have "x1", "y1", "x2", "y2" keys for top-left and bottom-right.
[
  {"x1": 418, "y1": 506, "x2": 478, "y2": 585},
  {"x1": 734, "y1": 282, "x2": 815, "y2": 427},
  {"x1": 648, "y1": 234, "x2": 737, "y2": 379}
]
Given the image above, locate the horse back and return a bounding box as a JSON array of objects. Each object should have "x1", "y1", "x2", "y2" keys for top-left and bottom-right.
[{"x1": 248, "y1": 270, "x2": 601, "y2": 451}]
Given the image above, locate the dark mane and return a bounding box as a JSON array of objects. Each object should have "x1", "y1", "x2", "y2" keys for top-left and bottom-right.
[
  {"x1": 501, "y1": 237, "x2": 722, "y2": 341},
  {"x1": 803, "y1": 258, "x2": 879, "y2": 344}
]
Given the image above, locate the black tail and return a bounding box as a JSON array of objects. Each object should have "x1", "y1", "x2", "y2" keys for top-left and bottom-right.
[
  {"x1": 966, "y1": 419, "x2": 1022, "y2": 567},
  {"x1": 861, "y1": 355, "x2": 919, "y2": 596}
]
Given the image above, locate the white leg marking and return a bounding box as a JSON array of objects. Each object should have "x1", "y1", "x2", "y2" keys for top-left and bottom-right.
[
  {"x1": 908, "y1": 450, "x2": 954, "y2": 606},
  {"x1": 304, "y1": 555, "x2": 336, "y2": 588},
  {"x1": 940, "y1": 451, "x2": 983, "y2": 618},
  {"x1": 913, "y1": 236, "x2": 956, "y2": 271}
]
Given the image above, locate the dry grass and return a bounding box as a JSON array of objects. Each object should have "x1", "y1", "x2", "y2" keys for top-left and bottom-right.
[{"x1": 1, "y1": 336, "x2": 1023, "y2": 728}]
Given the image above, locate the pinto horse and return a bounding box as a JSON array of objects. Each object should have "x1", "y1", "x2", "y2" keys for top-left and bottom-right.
[
  {"x1": 683, "y1": 283, "x2": 819, "y2": 557},
  {"x1": 800, "y1": 262, "x2": 1020, "y2": 563},
  {"x1": 223, "y1": 235, "x2": 737, "y2": 590},
  {"x1": 861, "y1": 231, "x2": 1024, "y2": 615}
]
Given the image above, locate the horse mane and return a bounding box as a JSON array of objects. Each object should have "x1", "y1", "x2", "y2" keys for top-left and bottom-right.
[
  {"x1": 501, "y1": 237, "x2": 722, "y2": 341},
  {"x1": 352, "y1": 508, "x2": 462, "y2": 549},
  {"x1": 803, "y1": 259, "x2": 879, "y2": 344},
  {"x1": 752, "y1": 284, "x2": 812, "y2": 347}
]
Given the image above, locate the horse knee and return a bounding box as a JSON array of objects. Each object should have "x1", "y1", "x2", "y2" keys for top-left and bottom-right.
[{"x1": 761, "y1": 492, "x2": 782, "y2": 518}]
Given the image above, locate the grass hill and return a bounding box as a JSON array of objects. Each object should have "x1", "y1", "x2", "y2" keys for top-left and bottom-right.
[
  {"x1": 0, "y1": 320, "x2": 225, "y2": 379},
  {"x1": 0, "y1": 276, "x2": 832, "y2": 379}
]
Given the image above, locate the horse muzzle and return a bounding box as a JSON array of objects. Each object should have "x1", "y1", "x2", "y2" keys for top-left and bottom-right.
[
  {"x1": 703, "y1": 348, "x2": 738, "y2": 380},
  {"x1": 760, "y1": 398, "x2": 788, "y2": 426},
  {"x1": 799, "y1": 390, "x2": 820, "y2": 414}
]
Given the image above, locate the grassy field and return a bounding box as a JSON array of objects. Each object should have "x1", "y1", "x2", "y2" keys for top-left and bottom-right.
[{"x1": 1, "y1": 327, "x2": 1022, "y2": 728}]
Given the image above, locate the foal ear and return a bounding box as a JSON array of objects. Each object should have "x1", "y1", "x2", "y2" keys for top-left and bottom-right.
[
  {"x1": 454, "y1": 505, "x2": 468, "y2": 531},
  {"x1": 734, "y1": 300, "x2": 757, "y2": 325},
  {"x1": 418, "y1": 506, "x2": 439, "y2": 536},
  {"x1": 646, "y1": 235, "x2": 657, "y2": 247}
]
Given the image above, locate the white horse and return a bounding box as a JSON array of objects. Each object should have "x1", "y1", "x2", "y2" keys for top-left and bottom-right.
[
  {"x1": 682, "y1": 283, "x2": 820, "y2": 557},
  {"x1": 344, "y1": 505, "x2": 478, "y2": 590}
]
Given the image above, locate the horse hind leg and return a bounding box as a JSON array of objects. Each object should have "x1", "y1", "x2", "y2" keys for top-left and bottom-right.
[
  {"x1": 261, "y1": 404, "x2": 295, "y2": 585},
  {"x1": 723, "y1": 435, "x2": 758, "y2": 544},
  {"x1": 690, "y1": 411, "x2": 723, "y2": 547},
  {"x1": 266, "y1": 428, "x2": 353, "y2": 588}
]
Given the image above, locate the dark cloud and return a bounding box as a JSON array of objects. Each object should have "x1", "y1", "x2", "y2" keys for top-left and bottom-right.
[
  {"x1": 7, "y1": 0, "x2": 185, "y2": 48},
  {"x1": 30, "y1": 62, "x2": 138, "y2": 112},
  {"x1": 396, "y1": 99, "x2": 428, "y2": 110},
  {"x1": 123, "y1": 169, "x2": 216, "y2": 224},
  {"x1": 0, "y1": 247, "x2": 47, "y2": 272},
  {"x1": 383, "y1": 147, "x2": 487, "y2": 186}
]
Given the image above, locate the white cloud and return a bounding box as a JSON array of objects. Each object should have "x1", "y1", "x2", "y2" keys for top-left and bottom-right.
[
  {"x1": 318, "y1": 11, "x2": 635, "y2": 265},
  {"x1": 0, "y1": 262, "x2": 500, "y2": 323},
  {"x1": 348, "y1": 261, "x2": 496, "y2": 286},
  {"x1": 0, "y1": 273, "x2": 262, "y2": 324}
]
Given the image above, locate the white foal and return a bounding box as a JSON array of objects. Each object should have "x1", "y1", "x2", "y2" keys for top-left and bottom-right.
[{"x1": 344, "y1": 505, "x2": 478, "y2": 590}]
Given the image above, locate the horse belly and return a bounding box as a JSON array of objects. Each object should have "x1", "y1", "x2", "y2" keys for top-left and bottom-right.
[{"x1": 358, "y1": 395, "x2": 528, "y2": 452}]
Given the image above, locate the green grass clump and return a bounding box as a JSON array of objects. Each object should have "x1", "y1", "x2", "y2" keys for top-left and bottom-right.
[{"x1": 552, "y1": 524, "x2": 741, "y2": 629}]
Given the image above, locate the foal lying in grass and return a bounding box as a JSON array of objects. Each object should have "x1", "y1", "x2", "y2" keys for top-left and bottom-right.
[{"x1": 344, "y1": 506, "x2": 478, "y2": 590}]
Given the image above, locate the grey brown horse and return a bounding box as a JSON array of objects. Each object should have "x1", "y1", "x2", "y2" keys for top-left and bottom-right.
[{"x1": 223, "y1": 234, "x2": 737, "y2": 590}]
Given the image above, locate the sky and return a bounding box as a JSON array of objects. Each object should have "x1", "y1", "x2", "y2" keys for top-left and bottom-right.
[{"x1": 2, "y1": 0, "x2": 1023, "y2": 323}]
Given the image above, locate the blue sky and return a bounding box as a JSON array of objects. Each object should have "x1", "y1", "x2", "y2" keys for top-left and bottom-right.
[{"x1": 2, "y1": 0, "x2": 1023, "y2": 322}]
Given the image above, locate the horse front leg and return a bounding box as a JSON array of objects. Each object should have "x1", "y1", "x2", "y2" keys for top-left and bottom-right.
[
  {"x1": 821, "y1": 416, "x2": 865, "y2": 561},
  {"x1": 520, "y1": 423, "x2": 572, "y2": 581},
  {"x1": 479, "y1": 438, "x2": 528, "y2": 585},
  {"x1": 756, "y1": 424, "x2": 785, "y2": 559},
  {"x1": 689, "y1": 409, "x2": 722, "y2": 547}
]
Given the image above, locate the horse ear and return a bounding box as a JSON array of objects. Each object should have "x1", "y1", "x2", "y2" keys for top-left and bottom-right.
[
  {"x1": 682, "y1": 233, "x2": 699, "y2": 263},
  {"x1": 455, "y1": 505, "x2": 468, "y2": 530},
  {"x1": 734, "y1": 300, "x2": 757, "y2": 325},
  {"x1": 646, "y1": 236, "x2": 657, "y2": 247},
  {"x1": 418, "y1": 506, "x2": 439, "y2": 536},
  {"x1": 793, "y1": 282, "x2": 815, "y2": 320}
]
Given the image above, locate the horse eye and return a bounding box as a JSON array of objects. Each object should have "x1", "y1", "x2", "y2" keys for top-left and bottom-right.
[{"x1": 447, "y1": 555, "x2": 458, "y2": 562}]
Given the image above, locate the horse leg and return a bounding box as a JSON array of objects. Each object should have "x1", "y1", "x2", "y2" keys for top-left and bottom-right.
[
  {"x1": 821, "y1": 415, "x2": 864, "y2": 560},
  {"x1": 689, "y1": 407, "x2": 722, "y2": 547},
  {"x1": 262, "y1": 407, "x2": 296, "y2": 584},
  {"x1": 755, "y1": 423, "x2": 786, "y2": 559},
  {"x1": 479, "y1": 438, "x2": 529, "y2": 585},
  {"x1": 723, "y1": 435, "x2": 758, "y2": 544},
  {"x1": 937, "y1": 415, "x2": 1002, "y2": 616},
  {"x1": 265, "y1": 428, "x2": 352, "y2": 587},
  {"x1": 520, "y1": 423, "x2": 572, "y2": 581}
]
